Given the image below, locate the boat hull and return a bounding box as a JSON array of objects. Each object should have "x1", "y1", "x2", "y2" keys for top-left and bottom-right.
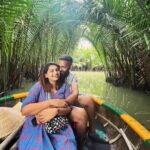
[
  {"x1": 0, "y1": 93, "x2": 150, "y2": 150},
  {"x1": 95, "y1": 104, "x2": 150, "y2": 150}
]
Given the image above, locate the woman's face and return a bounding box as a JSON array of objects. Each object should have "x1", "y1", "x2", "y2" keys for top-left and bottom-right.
[{"x1": 45, "y1": 65, "x2": 60, "y2": 82}]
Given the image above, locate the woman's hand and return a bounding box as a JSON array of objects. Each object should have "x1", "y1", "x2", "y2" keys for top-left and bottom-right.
[
  {"x1": 50, "y1": 99, "x2": 68, "y2": 108},
  {"x1": 35, "y1": 108, "x2": 58, "y2": 124}
]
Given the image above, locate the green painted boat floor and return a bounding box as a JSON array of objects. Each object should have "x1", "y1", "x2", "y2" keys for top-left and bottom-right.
[{"x1": 84, "y1": 119, "x2": 111, "y2": 150}]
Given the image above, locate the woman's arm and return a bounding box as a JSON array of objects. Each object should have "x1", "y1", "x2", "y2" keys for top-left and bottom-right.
[
  {"x1": 35, "y1": 106, "x2": 72, "y2": 124},
  {"x1": 22, "y1": 99, "x2": 68, "y2": 116},
  {"x1": 35, "y1": 108, "x2": 58, "y2": 124},
  {"x1": 22, "y1": 100, "x2": 53, "y2": 116}
]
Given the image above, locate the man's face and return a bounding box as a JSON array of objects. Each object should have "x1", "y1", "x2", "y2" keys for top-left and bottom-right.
[{"x1": 59, "y1": 60, "x2": 70, "y2": 78}]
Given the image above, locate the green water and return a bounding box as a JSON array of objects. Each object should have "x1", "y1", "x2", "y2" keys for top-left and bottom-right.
[
  {"x1": 74, "y1": 71, "x2": 150, "y2": 130},
  {"x1": 11, "y1": 71, "x2": 150, "y2": 130}
]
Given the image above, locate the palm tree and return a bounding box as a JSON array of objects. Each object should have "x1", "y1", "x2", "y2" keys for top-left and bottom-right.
[{"x1": 0, "y1": 0, "x2": 150, "y2": 92}]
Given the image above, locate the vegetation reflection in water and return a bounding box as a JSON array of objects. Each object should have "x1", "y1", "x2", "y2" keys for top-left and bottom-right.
[{"x1": 74, "y1": 71, "x2": 150, "y2": 130}]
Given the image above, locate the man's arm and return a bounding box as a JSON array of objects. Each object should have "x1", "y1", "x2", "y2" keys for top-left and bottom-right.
[{"x1": 65, "y1": 83, "x2": 79, "y2": 105}]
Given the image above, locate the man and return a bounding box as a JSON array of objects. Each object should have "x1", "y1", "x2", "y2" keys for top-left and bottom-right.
[{"x1": 59, "y1": 55, "x2": 109, "y2": 147}]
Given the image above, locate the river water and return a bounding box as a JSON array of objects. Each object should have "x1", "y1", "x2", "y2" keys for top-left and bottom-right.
[
  {"x1": 10, "y1": 71, "x2": 150, "y2": 130},
  {"x1": 75, "y1": 71, "x2": 150, "y2": 130}
]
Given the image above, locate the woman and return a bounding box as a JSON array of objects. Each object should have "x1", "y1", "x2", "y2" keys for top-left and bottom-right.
[{"x1": 18, "y1": 62, "x2": 77, "y2": 150}]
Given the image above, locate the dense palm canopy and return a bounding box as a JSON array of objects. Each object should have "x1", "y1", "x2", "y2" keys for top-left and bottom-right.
[{"x1": 0, "y1": 0, "x2": 150, "y2": 92}]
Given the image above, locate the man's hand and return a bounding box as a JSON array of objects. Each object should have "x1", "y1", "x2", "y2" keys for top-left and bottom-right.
[
  {"x1": 57, "y1": 107, "x2": 72, "y2": 116},
  {"x1": 35, "y1": 108, "x2": 58, "y2": 124},
  {"x1": 50, "y1": 99, "x2": 68, "y2": 108}
]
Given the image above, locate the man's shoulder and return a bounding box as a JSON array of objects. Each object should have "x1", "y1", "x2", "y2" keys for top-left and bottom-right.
[
  {"x1": 66, "y1": 72, "x2": 77, "y2": 85},
  {"x1": 67, "y1": 72, "x2": 76, "y2": 80}
]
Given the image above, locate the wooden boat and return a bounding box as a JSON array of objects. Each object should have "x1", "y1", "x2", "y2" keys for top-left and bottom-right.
[{"x1": 0, "y1": 92, "x2": 150, "y2": 150}]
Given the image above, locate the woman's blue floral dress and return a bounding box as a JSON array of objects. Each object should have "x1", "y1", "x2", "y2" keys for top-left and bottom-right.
[{"x1": 18, "y1": 82, "x2": 77, "y2": 150}]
